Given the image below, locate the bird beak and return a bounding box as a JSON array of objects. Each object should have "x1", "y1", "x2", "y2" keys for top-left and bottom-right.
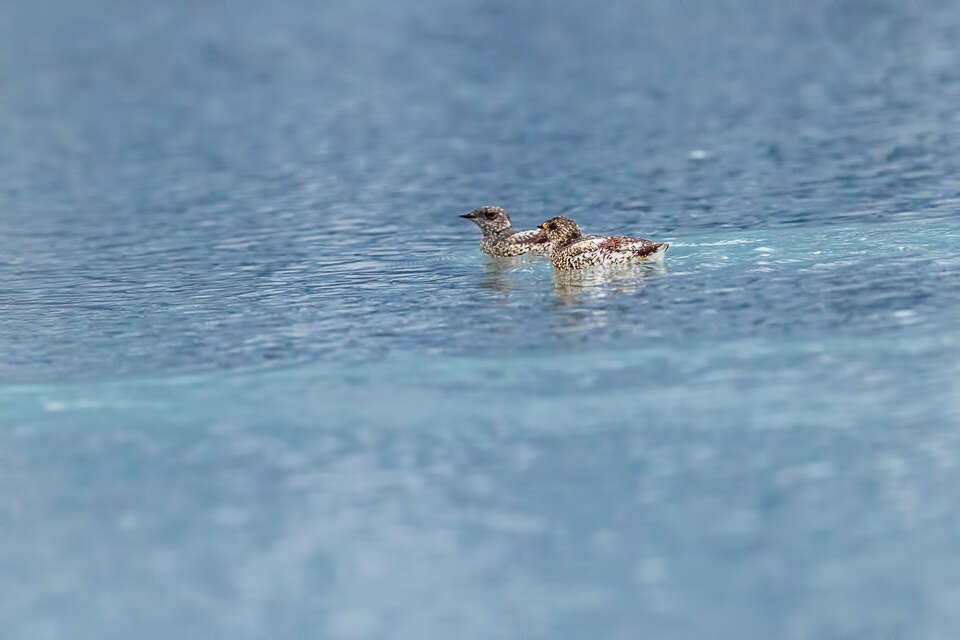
[{"x1": 460, "y1": 212, "x2": 476, "y2": 220}]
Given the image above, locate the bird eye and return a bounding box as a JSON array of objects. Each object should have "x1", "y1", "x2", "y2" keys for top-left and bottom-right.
[{"x1": 484, "y1": 211, "x2": 497, "y2": 220}]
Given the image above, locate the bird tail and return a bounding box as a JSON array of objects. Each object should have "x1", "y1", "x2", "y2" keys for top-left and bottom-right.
[{"x1": 647, "y1": 242, "x2": 668, "y2": 260}]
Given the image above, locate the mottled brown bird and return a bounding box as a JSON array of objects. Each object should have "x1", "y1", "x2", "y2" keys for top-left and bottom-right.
[
  {"x1": 540, "y1": 216, "x2": 668, "y2": 270},
  {"x1": 460, "y1": 206, "x2": 552, "y2": 257}
]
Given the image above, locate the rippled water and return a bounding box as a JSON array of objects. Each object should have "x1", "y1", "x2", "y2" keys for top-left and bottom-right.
[{"x1": 2, "y1": 0, "x2": 960, "y2": 638}]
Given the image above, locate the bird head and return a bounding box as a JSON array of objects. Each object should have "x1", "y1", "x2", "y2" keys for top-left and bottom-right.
[
  {"x1": 540, "y1": 216, "x2": 583, "y2": 245},
  {"x1": 460, "y1": 206, "x2": 512, "y2": 234}
]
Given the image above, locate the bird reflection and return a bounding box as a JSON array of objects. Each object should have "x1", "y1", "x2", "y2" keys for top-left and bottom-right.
[
  {"x1": 552, "y1": 262, "x2": 666, "y2": 305},
  {"x1": 478, "y1": 254, "x2": 543, "y2": 294}
]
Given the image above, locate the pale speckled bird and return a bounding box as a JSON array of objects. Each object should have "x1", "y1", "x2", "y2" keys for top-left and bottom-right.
[
  {"x1": 460, "y1": 206, "x2": 552, "y2": 257},
  {"x1": 540, "y1": 215, "x2": 668, "y2": 270}
]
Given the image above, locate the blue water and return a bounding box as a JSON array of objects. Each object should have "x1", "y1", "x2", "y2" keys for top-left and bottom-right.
[{"x1": 2, "y1": 0, "x2": 960, "y2": 638}]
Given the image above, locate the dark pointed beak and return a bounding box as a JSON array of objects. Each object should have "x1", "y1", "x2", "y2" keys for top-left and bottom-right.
[{"x1": 460, "y1": 212, "x2": 476, "y2": 219}]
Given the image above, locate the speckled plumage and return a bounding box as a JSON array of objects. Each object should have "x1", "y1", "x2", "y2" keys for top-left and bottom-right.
[
  {"x1": 460, "y1": 206, "x2": 551, "y2": 257},
  {"x1": 540, "y1": 216, "x2": 668, "y2": 270}
]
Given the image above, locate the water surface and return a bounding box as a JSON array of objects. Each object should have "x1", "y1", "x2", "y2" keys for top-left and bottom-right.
[{"x1": 2, "y1": 1, "x2": 960, "y2": 638}]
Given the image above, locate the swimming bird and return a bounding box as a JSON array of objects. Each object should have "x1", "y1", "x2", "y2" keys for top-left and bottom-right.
[
  {"x1": 460, "y1": 206, "x2": 552, "y2": 257},
  {"x1": 539, "y1": 216, "x2": 668, "y2": 270}
]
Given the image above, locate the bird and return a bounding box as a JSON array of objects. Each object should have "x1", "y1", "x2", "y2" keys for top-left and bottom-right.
[
  {"x1": 460, "y1": 206, "x2": 552, "y2": 257},
  {"x1": 539, "y1": 216, "x2": 668, "y2": 270}
]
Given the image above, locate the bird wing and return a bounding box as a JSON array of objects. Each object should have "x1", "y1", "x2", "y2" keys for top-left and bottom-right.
[
  {"x1": 507, "y1": 228, "x2": 551, "y2": 246},
  {"x1": 560, "y1": 235, "x2": 665, "y2": 266},
  {"x1": 596, "y1": 236, "x2": 663, "y2": 255},
  {"x1": 565, "y1": 236, "x2": 604, "y2": 252}
]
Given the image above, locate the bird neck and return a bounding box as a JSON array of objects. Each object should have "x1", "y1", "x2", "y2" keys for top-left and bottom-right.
[
  {"x1": 482, "y1": 225, "x2": 512, "y2": 241},
  {"x1": 553, "y1": 231, "x2": 582, "y2": 250}
]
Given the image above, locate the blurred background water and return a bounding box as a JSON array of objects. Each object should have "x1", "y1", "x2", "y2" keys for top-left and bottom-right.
[{"x1": 2, "y1": 0, "x2": 960, "y2": 638}]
